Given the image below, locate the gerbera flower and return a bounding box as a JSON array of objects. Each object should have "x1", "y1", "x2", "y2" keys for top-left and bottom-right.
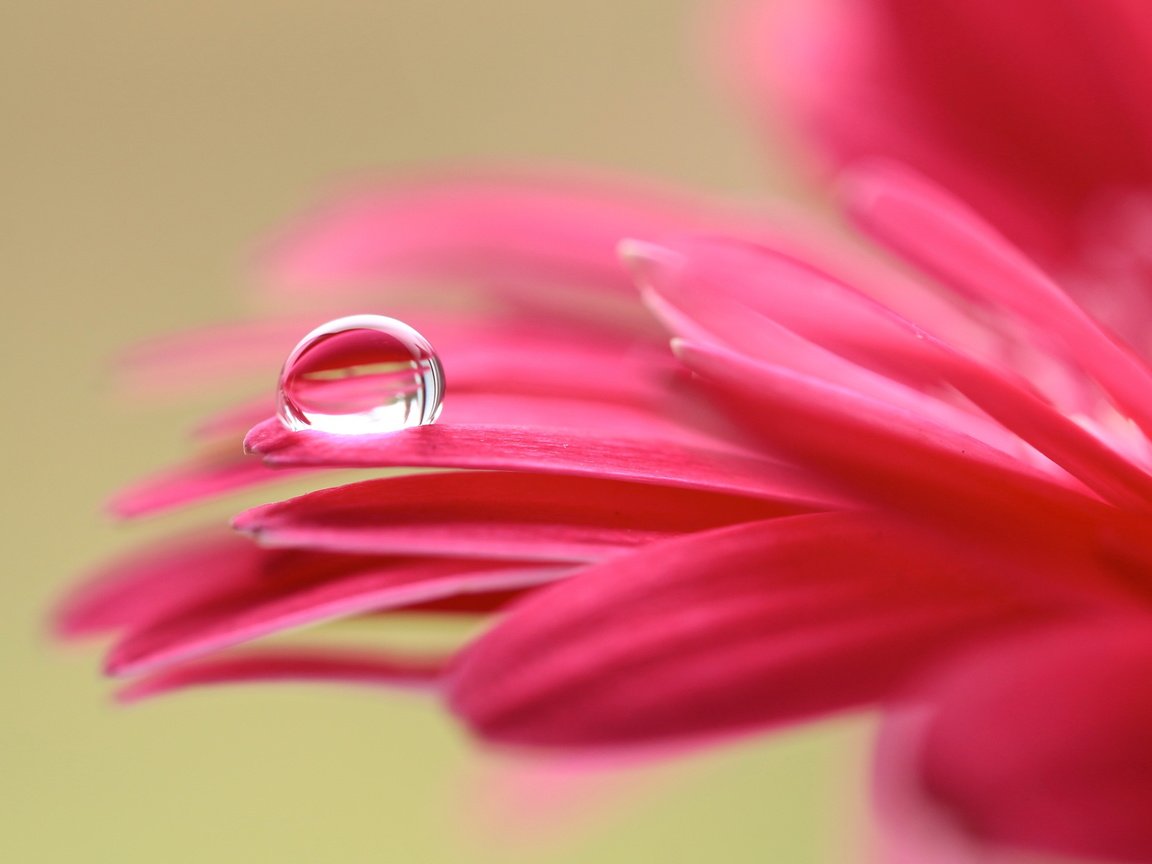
[{"x1": 60, "y1": 2, "x2": 1152, "y2": 862}]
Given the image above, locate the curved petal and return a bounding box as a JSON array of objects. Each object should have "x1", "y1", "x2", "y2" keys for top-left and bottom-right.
[
  {"x1": 448, "y1": 512, "x2": 1044, "y2": 749},
  {"x1": 844, "y1": 163, "x2": 1152, "y2": 439},
  {"x1": 876, "y1": 620, "x2": 1152, "y2": 864},
  {"x1": 107, "y1": 556, "x2": 570, "y2": 678},
  {"x1": 264, "y1": 170, "x2": 758, "y2": 293},
  {"x1": 107, "y1": 449, "x2": 322, "y2": 519},
  {"x1": 234, "y1": 471, "x2": 804, "y2": 561},
  {"x1": 672, "y1": 339, "x2": 1152, "y2": 607},
  {"x1": 58, "y1": 530, "x2": 544, "y2": 643},
  {"x1": 637, "y1": 236, "x2": 1152, "y2": 511},
  {"x1": 117, "y1": 647, "x2": 448, "y2": 703},
  {"x1": 119, "y1": 382, "x2": 763, "y2": 518},
  {"x1": 731, "y1": 0, "x2": 1152, "y2": 259},
  {"x1": 245, "y1": 419, "x2": 844, "y2": 508},
  {"x1": 56, "y1": 531, "x2": 263, "y2": 639}
]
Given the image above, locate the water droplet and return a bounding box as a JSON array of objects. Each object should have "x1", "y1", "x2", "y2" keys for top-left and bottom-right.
[{"x1": 277, "y1": 314, "x2": 444, "y2": 434}]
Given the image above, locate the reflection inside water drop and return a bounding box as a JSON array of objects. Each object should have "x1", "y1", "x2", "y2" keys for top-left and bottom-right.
[{"x1": 276, "y1": 314, "x2": 444, "y2": 435}]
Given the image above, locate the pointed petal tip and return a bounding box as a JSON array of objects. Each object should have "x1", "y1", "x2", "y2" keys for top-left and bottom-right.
[
  {"x1": 836, "y1": 159, "x2": 922, "y2": 213},
  {"x1": 243, "y1": 419, "x2": 281, "y2": 455},
  {"x1": 617, "y1": 238, "x2": 682, "y2": 270}
]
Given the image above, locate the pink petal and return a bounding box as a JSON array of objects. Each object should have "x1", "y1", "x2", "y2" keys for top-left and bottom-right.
[
  {"x1": 233, "y1": 471, "x2": 806, "y2": 561},
  {"x1": 675, "y1": 340, "x2": 1087, "y2": 507},
  {"x1": 732, "y1": 0, "x2": 1152, "y2": 259},
  {"x1": 637, "y1": 237, "x2": 1152, "y2": 510},
  {"x1": 108, "y1": 448, "x2": 322, "y2": 519},
  {"x1": 627, "y1": 235, "x2": 986, "y2": 380},
  {"x1": 264, "y1": 170, "x2": 753, "y2": 293},
  {"x1": 245, "y1": 419, "x2": 843, "y2": 508},
  {"x1": 631, "y1": 240, "x2": 1030, "y2": 455},
  {"x1": 59, "y1": 529, "x2": 540, "y2": 643},
  {"x1": 876, "y1": 620, "x2": 1152, "y2": 864},
  {"x1": 448, "y1": 512, "x2": 1043, "y2": 749},
  {"x1": 675, "y1": 339, "x2": 1152, "y2": 607},
  {"x1": 463, "y1": 755, "x2": 655, "y2": 851},
  {"x1": 56, "y1": 531, "x2": 263, "y2": 639},
  {"x1": 119, "y1": 317, "x2": 319, "y2": 397},
  {"x1": 122, "y1": 379, "x2": 789, "y2": 518},
  {"x1": 107, "y1": 556, "x2": 570, "y2": 678},
  {"x1": 845, "y1": 163, "x2": 1152, "y2": 437},
  {"x1": 117, "y1": 647, "x2": 448, "y2": 703}
]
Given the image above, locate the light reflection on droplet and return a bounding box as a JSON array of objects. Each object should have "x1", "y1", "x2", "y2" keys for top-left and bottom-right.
[{"x1": 276, "y1": 314, "x2": 444, "y2": 435}]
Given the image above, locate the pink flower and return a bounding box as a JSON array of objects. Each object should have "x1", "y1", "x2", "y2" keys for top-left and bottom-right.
[{"x1": 59, "y1": 3, "x2": 1152, "y2": 863}]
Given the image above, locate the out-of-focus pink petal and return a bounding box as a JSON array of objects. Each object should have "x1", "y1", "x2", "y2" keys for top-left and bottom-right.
[
  {"x1": 844, "y1": 163, "x2": 1152, "y2": 438},
  {"x1": 119, "y1": 317, "x2": 319, "y2": 397},
  {"x1": 731, "y1": 0, "x2": 1152, "y2": 259},
  {"x1": 107, "y1": 556, "x2": 569, "y2": 678},
  {"x1": 463, "y1": 754, "x2": 656, "y2": 852},
  {"x1": 245, "y1": 419, "x2": 843, "y2": 508},
  {"x1": 638, "y1": 236, "x2": 1152, "y2": 510},
  {"x1": 876, "y1": 620, "x2": 1152, "y2": 864},
  {"x1": 448, "y1": 512, "x2": 1044, "y2": 749},
  {"x1": 107, "y1": 449, "x2": 323, "y2": 519},
  {"x1": 117, "y1": 647, "x2": 448, "y2": 703},
  {"x1": 234, "y1": 471, "x2": 803, "y2": 561},
  {"x1": 264, "y1": 170, "x2": 758, "y2": 293},
  {"x1": 59, "y1": 528, "x2": 543, "y2": 644},
  {"x1": 56, "y1": 531, "x2": 262, "y2": 639}
]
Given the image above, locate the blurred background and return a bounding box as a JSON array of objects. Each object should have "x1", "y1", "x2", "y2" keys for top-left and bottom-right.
[{"x1": 3, "y1": 1, "x2": 868, "y2": 860}]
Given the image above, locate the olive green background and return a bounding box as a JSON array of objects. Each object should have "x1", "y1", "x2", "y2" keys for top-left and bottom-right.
[{"x1": 3, "y1": 1, "x2": 867, "y2": 861}]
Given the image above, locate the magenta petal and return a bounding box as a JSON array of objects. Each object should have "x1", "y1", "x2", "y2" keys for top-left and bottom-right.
[
  {"x1": 108, "y1": 450, "x2": 322, "y2": 519},
  {"x1": 117, "y1": 647, "x2": 448, "y2": 703},
  {"x1": 107, "y1": 556, "x2": 569, "y2": 678},
  {"x1": 130, "y1": 377, "x2": 748, "y2": 518},
  {"x1": 877, "y1": 620, "x2": 1152, "y2": 864},
  {"x1": 244, "y1": 419, "x2": 843, "y2": 507},
  {"x1": 265, "y1": 171, "x2": 737, "y2": 293},
  {"x1": 448, "y1": 512, "x2": 1038, "y2": 749},
  {"x1": 639, "y1": 237, "x2": 1152, "y2": 509},
  {"x1": 675, "y1": 340, "x2": 1087, "y2": 502},
  {"x1": 61, "y1": 527, "x2": 546, "y2": 645},
  {"x1": 233, "y1": 471, "x2": 805, "y2": 561},
  {"x1": 56, "y1": 531, "x2": 263, "y2": 639},
  {"x1": 738, "y1": 0, "x2": 1152, "y2": 260},
  {"x1": 845, "y1": 163, "x2": 1152, "y2": 437}
]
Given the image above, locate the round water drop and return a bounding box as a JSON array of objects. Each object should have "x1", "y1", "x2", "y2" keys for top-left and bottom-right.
[{"x1": 277, "y1": 314, "x2": 444, "y2": 435}]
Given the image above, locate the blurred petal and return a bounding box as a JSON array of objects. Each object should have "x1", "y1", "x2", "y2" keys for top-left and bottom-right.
[
  {"x1": 844, "y1": 164, "x2": 1152, "y2": 440},
  {"x1": 245, "y1": 419, "x2": 842, "y2": 507},
  {"x1": 108, "y1": 450, "x2": 320, "y2": 519},
  {"x1": 639, "y1": 236, "x2": 1152, "y2": 511},
  {"x1": 59, "y1": 529, "x2": 549, "y2": 643},
  {"x1": 449, "y1": 512, "x2": 1040, "y2": 749},
  {"x1": 732, "y1": 0, "x2": 1152, "y2": 258},
  {"x1": 57, "y1": 531, "x2": 262, "y2": 639},
  {"x1": 877, "y1": 621, "x2": 1152, "y2": 864},
  {"x1": 265, "y1": 170, "x2": 754, "y2": 293},
  {"x1": 107, "y1": 556, "x2": 569, "y2": 677},
  {"x1": 234, "y1": 471, "x2": 802, "y2": 561},
  {"x1": 117, "y1": 647, "x2": 448, "y2": 703}
]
